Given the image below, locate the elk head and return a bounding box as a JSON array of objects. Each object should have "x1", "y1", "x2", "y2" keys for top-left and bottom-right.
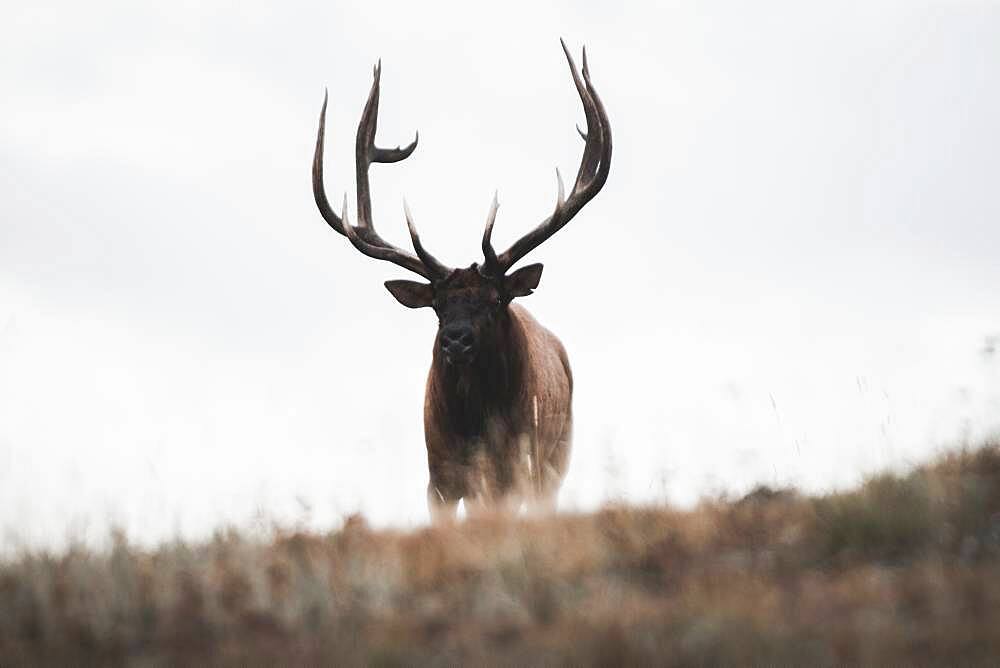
[{"x1": 312, "y1": 40, "x2": 611, "y2": 366}]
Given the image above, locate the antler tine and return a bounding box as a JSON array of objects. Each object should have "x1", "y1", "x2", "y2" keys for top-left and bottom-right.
[
  {"x1": 554, "y1": 167, "x2": 566, "y2": 211},
  {"x1": 491, "y1": 40, "x2": 612, "y2": 273},
  {"x1": 404, "y1": 199, "x2": 451, "y2": 280},
  {"x1": 560, "y1": 39, "x2": 602, "y2": 195},
  {"x1": 355, "y1": 60, "x2": 419, "y2": 235},
  {"x1": 481, "y1": 191, "x2": 501, "y2": 274},
  {"x1": 312, "y1": 61, "x2": 453, "y2": 281},
  {"x1": 312, "y1": 89, "x2": 348, "y2": 235},
  {"x1": 581, "y1": 47, "x2": 612, "y2": 197}
]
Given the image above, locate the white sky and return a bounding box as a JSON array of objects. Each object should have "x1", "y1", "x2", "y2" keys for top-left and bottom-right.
[{"x1": 2, "y1": 0, "x2": 999, "y2": 550}]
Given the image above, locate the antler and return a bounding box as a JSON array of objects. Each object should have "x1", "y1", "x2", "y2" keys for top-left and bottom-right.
[
  {"x1": 313, "y1": 61, "x2": 453, "y2": 281},
  {"x1": 481, "y1": 39, "x2": 612, "y2": 277}
]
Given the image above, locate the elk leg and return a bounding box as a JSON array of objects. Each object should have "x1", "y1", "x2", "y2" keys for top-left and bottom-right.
[
  {"x1": 527, "y1": 492, "x2": 557, "y2": 515},
  {"x1": 533, "y1": 423, "x2": 571, "y2": 514},
  {"x1": 426, "y1": 482, "x2": 459, "y2": 524}
]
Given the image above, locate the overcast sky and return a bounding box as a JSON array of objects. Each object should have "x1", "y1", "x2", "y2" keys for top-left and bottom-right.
[{"x1": 2, "y1": 0, "x2": 999, "y2": 549}]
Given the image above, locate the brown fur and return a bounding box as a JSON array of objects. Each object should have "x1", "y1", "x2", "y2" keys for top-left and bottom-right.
[{"x1": 423, "y1": 301, "x2": 572, "y2": 520}]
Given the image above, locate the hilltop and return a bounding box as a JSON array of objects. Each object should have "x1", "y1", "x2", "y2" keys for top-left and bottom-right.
[{"x1": 2, "y1": 444, "x2": 999, "y2": 666}]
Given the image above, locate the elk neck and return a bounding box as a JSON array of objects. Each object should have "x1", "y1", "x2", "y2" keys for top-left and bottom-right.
[{"x1": 431, "y1": 307, "x2": 526, "y2": 437}]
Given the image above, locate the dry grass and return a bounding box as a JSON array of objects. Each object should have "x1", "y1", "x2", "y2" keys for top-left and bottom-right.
[{"x1": 3, "y1": 444, "x2": 1000, "y2": 666}]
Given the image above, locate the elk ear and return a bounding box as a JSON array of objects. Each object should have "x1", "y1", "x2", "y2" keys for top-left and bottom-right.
[
  {"x1": 384, "y1": 280, "x2": 434, "y2": 309},
  {"x1": 505, "y1": 263, "x2": 544, "y2": 298}
]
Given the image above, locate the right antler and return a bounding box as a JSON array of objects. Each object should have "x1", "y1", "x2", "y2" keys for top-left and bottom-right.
[
  {"x1": 481, "y1": 39, "x2": 612, "y2": 277},
  {"x1": 313, "y1": 61, "x2": 453, "y2": 281}
]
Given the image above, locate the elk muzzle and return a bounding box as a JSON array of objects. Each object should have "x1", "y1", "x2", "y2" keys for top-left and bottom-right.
[{"x1": 440, "y1": 323, "x2": 477, "y2": 365}]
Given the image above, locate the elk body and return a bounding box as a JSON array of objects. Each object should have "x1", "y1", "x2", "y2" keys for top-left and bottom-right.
[{"x1": 312, "y1": 41, "x2": 611, "y2": 520}]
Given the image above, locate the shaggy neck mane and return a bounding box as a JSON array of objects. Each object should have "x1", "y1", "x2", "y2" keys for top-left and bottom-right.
[{"x1": 432, "y1": 309, "x2": 525, "y2": 438}]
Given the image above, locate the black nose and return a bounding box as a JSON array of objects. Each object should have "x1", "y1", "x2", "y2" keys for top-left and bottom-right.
[{"x1": 440, "y1": 324, "x2": 475, "y2": 358}]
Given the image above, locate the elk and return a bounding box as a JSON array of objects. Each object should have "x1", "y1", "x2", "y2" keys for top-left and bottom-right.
[{"x1": 312, "y1": 40, "x2": 611, "y2": 521}]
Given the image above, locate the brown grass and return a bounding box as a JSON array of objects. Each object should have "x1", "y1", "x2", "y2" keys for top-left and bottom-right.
[{"x1": 3, "y1": 444, "x2": 1000, "y2": 666}]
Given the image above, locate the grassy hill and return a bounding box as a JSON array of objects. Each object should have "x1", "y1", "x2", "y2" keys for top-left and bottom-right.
[{"x1": 2, "y1": 444, "x2": 999, "y2": 666}]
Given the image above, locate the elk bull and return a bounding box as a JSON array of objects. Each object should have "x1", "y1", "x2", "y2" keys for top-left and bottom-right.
[{"x1": 312, "y1": 40, "x2": 611, "y2": 521}]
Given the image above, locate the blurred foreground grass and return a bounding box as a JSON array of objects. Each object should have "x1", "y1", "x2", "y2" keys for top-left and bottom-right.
[{"x1": 3, "y1": 444, "x2": 1000, "y2": 666}]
